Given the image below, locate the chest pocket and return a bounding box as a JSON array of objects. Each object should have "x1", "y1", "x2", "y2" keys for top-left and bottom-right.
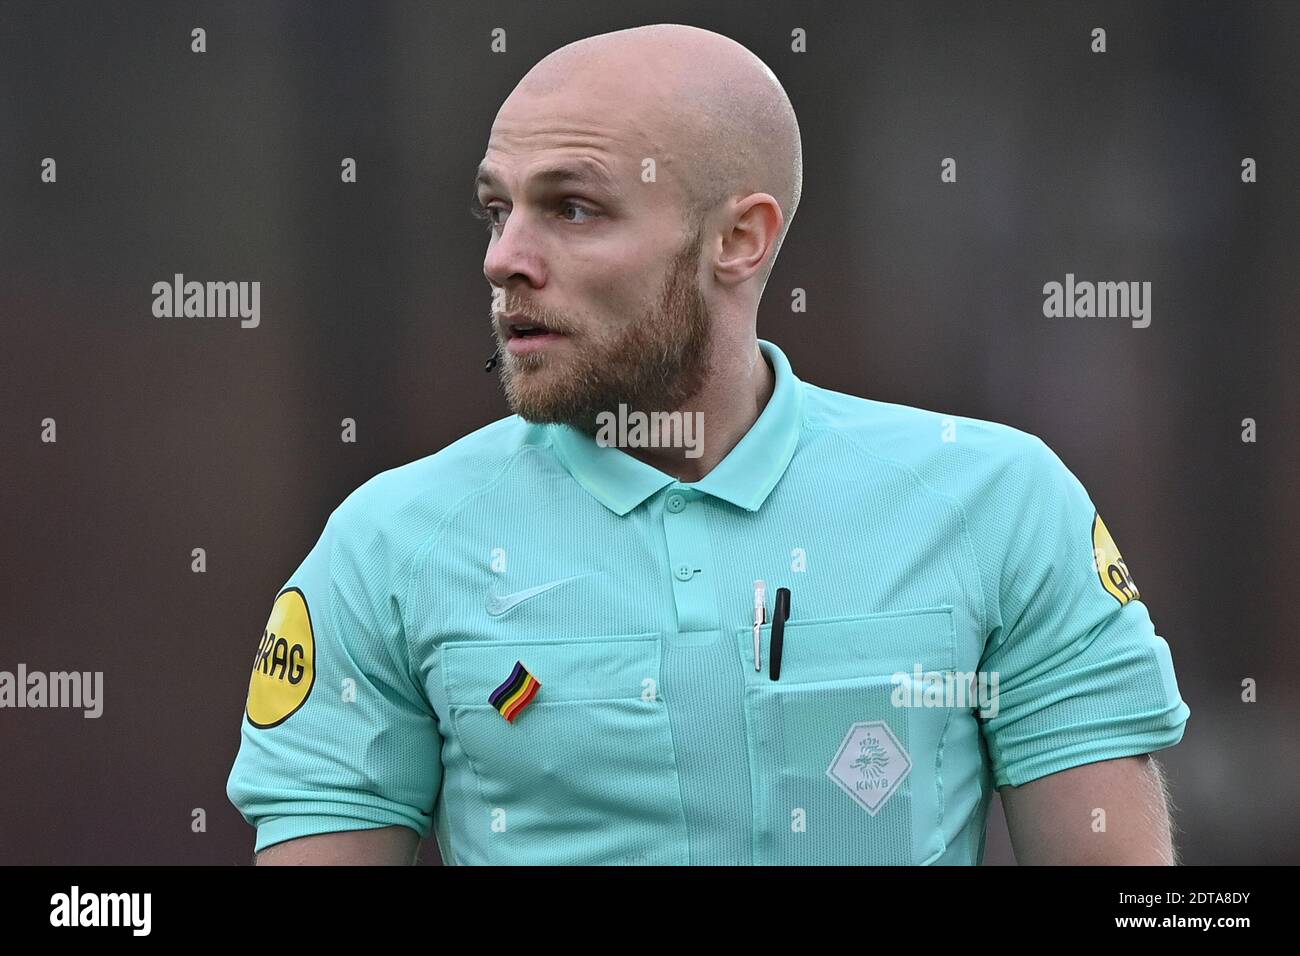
[
  {"x1": 735, "y1": 607, "x2": 956, "y2": 865},
  {"x1": 441, "y1": 634, "x2": 688, "y2": 865}
]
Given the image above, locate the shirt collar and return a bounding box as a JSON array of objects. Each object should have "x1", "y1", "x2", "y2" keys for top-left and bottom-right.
[{"x1": 547, "y1": 338, "x2": 804, "y2": 516}]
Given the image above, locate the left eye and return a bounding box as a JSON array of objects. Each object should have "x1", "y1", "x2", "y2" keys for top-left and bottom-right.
[{"x1": 560, "y1": 202, "x2": 595, "y2": 223}]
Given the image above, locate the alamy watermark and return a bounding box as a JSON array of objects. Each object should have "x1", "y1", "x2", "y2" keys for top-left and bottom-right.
[
  {"x1": 50, "y1": 886, "x2": 150, "y2": 935},
  {"x1": 151, "y1": 273, "x2": 260, "y2": 328},
  {"x1": 594, "y1": 403, "x2": 704, "y2": 459},
  {"x1": 1042, "y1": 273, "x2": 1151, "y2": 328},
  {"x1": 0, "y1": 664, "x2": 103, "y2": 718},
  {"x1": 890, "y1": 666, "x2": 1000, "y2": 719}
]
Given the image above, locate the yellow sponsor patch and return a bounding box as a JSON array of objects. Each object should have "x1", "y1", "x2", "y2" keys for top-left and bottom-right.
[
  {"x1": 1092, "y1": 513, "x2": 1140, "y2": 605},
  {"x1": 245, "y1": 587, "x2": 316, "y2": 728}
]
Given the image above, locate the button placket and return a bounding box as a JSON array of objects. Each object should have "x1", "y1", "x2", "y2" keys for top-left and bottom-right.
[{"x1": 661, "y1": 487, "x2": 716, "y2": 632}]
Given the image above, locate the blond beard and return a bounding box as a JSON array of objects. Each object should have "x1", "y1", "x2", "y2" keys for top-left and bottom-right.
[{"x1": 495, "y1": 226, "x2": 712, "y2": 432}]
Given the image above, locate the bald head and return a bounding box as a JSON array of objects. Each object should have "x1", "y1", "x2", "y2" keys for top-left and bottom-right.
[{"x1": 505, "y1": 24, "x2": 802, "y2": 280}]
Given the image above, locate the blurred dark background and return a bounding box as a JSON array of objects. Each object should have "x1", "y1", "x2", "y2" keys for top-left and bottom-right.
[{"x1": 1, "y1": 0, "x2": 1296, "y2": 865}]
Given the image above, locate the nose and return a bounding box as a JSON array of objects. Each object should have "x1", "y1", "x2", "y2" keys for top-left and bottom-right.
[{"x1": 482, "y1": 211, "x2": 545, "y2": 290}]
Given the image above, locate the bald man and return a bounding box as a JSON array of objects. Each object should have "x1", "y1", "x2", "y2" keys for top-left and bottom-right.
[{"x1": 227, "y1": 24, "x2": 1189, "y2": 865}]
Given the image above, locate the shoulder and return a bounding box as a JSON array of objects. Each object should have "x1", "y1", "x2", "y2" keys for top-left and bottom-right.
[
  {"x1": 324, "y1": 414, "x2": 551, "y2": 565},
  {"x1": 798, "y1": 380, "x2": 1060, "y2": 495}
]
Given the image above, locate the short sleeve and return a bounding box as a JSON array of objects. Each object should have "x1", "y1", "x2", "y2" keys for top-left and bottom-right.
[
  {"x1": 225, "y1": 505, "x2": 441, "y2": 853},
  {"x1": 977, "y1": 436, "x2": 1190, "y2": 788}
]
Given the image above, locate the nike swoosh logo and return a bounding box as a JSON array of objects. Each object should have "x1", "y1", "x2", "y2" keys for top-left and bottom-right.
[{"x1": 485, "y1": 573, "x2": 598, "y2": 616}]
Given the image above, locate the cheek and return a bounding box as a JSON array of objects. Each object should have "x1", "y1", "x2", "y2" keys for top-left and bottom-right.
[
  {"x1": 561, "y1": 234, "x2": 676, "y2": 323},
  {"x1": 566, "y1": 280, "x2": 642, "y2": 332}
]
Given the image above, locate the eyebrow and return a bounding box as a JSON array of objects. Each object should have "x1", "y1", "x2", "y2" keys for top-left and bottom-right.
[{"x1": 473, "y1": 161, "x2": 620, "y2": 198}]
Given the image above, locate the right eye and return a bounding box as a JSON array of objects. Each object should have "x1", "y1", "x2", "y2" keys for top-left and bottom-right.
[{"x1": 471, "y1": 201, "x2": 506, "y2": 232}]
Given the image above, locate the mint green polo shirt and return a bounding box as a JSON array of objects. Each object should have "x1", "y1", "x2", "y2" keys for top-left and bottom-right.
[{"x1": 225, "y1": 338, "x2": 1189, "y2": 864}]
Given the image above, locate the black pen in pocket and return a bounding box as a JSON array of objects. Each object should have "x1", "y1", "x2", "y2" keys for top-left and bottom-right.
[{"x1": 769, "y1": 587, "x2": 791, "y2": 681}]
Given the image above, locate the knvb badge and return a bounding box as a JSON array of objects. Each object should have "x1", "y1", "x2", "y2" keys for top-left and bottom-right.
[
  {"x1": 489, "y1": 661, "x2": 541, "y2": 723},
  {"x1": 826, "y1": 721, "x2": 911, "y2": 815}
]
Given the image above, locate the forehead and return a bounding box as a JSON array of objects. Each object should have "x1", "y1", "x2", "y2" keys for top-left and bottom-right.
[
  {"x1": 474, "y1": 146, "x2": 623, "y2": 198},
  {"x1": 477, "y1": 88, "x2": 681, "y2": 200}
]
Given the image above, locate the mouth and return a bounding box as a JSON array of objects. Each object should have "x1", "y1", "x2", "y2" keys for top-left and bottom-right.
[{"x1": 500, "y1": 313, "x2": 568, "y2": 354}]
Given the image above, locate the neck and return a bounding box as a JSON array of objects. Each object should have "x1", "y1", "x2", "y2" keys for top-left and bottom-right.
[{"x1": 618, "y1": 338, "x2": 774, "y2": 483}]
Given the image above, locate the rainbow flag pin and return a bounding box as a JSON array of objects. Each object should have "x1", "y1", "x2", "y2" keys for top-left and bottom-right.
[{"x1": 489, "y1": 661, "x2": 541, "y2": 723}]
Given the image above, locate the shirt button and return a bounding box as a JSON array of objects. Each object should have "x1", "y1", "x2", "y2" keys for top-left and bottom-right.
[
  {"x1": 674, "y1": 564, "x2": 695, "y2": 581},
  {"x1": 666, "y1": 494, "x2": 687, "y2": 513}
]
